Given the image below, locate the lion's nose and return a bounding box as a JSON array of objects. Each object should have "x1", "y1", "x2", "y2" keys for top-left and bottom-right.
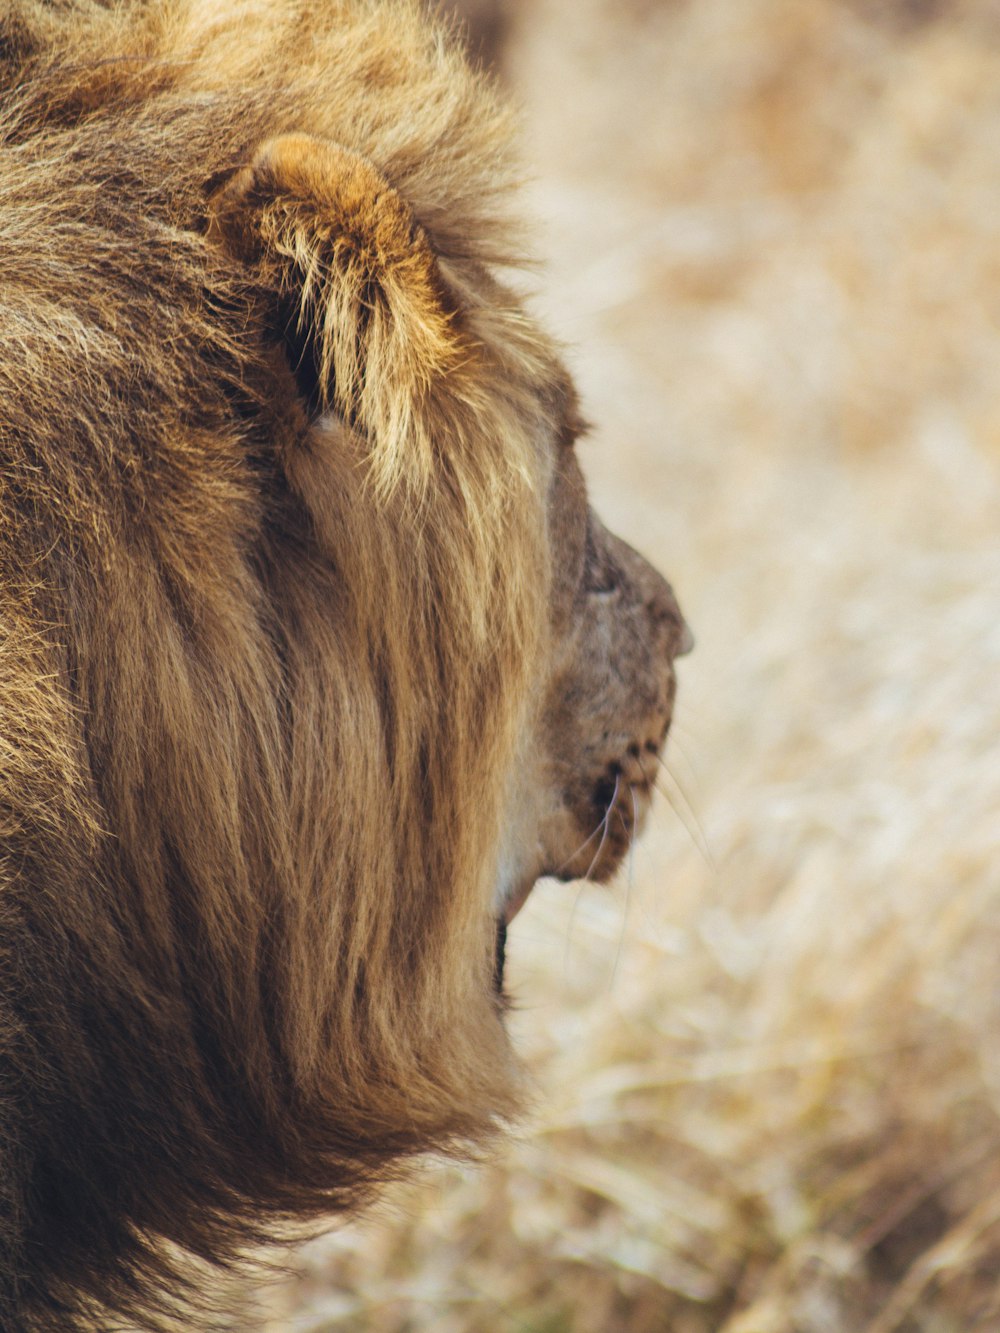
[{"x1": 640, "y1": 565, "x2": 692, "y2": 661}]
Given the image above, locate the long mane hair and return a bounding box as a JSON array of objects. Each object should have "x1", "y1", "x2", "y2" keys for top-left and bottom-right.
[{"x1": 0, "y1": 2, "x2": 560, "y2": 1325}]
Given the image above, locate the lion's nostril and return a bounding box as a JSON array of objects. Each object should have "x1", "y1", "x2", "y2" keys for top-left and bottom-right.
[{"x1": 627, "y1": 742, "x2": 640, "y2": 759}]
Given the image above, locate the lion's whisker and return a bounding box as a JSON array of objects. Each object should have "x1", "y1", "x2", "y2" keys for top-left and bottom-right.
[
  {"x1": 628, "y1": 782, "x2": 639, "y2": 866},
  {"x1": 649, "y1": 754, "x2": 714, "y2": 869},
  {"x1": 556, "y1": 771, "x2": 623, "y2": 882},
  {"x1": 582, "y1": 772, "x2": 620, "y2": 886},
  {"x1": 609, "y1": 785, "x2": 639, "y2": 990},
  {"x1": 554, "y1": 816, "x2": 608, "y2": 877},
  {"x1": 655, "y1": 731, "x2": 712, "y2": 831},
  {"x1": 563, "y1": 779, "x2": 619, "y2": 971},
  {"x1": 638, "y1": 749, "x2": 703, "y2": 857}
]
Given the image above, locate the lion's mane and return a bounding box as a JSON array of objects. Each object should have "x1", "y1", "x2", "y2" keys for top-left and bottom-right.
[{"x1": 0, "y1": 2, "x2": 559, "y2": 1326}]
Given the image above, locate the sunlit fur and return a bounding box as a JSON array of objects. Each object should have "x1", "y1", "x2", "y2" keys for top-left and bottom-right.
[{"x1": 0, "y1": 2, "x2": 572, "y2": 1326}]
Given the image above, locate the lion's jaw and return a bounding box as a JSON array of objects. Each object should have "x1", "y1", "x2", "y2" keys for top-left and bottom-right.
[{"x1": 494, "y1": 476, "x2": 691, "y2": 932}]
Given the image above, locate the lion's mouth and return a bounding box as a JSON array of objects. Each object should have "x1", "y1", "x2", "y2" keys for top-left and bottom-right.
[
  {"x1": 547, "y1": 761, "x2": 655, "y2": 889},
  {"x1": 494, "y1": 917, "x2": 508, "y2": 993},
  {"x1": 494, "y1": 757, "x2": 658, "y2": 993}
]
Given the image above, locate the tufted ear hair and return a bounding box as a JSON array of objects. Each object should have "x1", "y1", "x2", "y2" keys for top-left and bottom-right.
[{"x1": 209, "y1": 133, "x2": 459, "y2": 493}]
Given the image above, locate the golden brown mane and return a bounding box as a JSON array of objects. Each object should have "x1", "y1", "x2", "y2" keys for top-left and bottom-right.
[{"x1": 0, "y1": 2, "x2": 565, "y2": 1326}]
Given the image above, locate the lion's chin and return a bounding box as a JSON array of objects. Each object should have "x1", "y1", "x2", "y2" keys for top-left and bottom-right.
[{"x1": 501, "y1": 786, "x2": 655, "y2": 928}]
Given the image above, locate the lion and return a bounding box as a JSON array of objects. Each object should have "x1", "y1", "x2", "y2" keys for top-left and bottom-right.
[{"x1": 0, "y1": 1, "x2": 690, "y2": 1328}]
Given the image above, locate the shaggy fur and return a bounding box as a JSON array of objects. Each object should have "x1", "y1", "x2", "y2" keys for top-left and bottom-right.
[{"x1": 0, "y1": 2, "x2": 686, "y2": 1328}]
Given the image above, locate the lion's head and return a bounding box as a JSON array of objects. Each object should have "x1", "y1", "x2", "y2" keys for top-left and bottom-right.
[{"x1": 0, "y1": 2, "x2": 689, "y2": 1327}]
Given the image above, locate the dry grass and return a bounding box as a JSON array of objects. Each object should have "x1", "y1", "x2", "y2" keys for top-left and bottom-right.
[{"x1": 247, "y1": 1, "x2": 1000, "y2": 1328}]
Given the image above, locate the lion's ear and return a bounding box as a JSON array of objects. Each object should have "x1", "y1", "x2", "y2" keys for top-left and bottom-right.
[{"x1": 209, "y1": 134, "x2": 458, "y2": 490}]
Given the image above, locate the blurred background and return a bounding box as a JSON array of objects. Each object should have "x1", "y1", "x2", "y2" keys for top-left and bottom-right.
[{"x1": 250, "y1": 1, "x2": 1000, "y2": 1328}]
